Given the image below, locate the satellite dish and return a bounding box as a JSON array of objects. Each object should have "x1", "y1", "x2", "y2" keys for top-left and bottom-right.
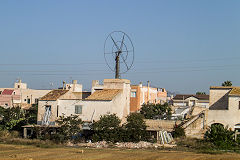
[{"x1": 104, "y1": 31, "x2": 134, "y2": 79}]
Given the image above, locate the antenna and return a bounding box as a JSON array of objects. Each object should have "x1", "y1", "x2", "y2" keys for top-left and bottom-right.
[{"x1": 104, "y1": 31, "x2": 134, "y2": 79}]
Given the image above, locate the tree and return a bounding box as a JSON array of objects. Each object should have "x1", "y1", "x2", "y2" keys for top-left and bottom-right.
[
  {"x1": 222, "y1": 81, "x2": 232, "y2": 87},
  {"x1": 54, "y1": 114, "x2": 83, "y2": 143},
  {"x1": 172, "y1": 124, "x2": 185, "y2": 138},
  {"x1": 92, "y1": 114, "x2": 122, "y2": 142},
  {"x1": 140, "y1": 103, "x2": 172, "y2": 120},
  {"x1": 0, "y1": 106, "x2": 26, "y2": 131},
  {"x1": 205, "y1": 124, "x2": 235, "y2": 149},
  {"x1": 124, "y1": 113, "x2": 149, "y2": 142},
  {"x1": 196, "y1": 92, "x2": 206, "y2": 95}
]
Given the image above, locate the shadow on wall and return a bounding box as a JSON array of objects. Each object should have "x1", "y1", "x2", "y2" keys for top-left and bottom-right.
[{"x1": 209, "y1": 91, "x2": 230, "y2": 110}]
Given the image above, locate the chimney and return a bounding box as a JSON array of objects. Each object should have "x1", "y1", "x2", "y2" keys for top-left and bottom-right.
[
  {"x1": 63, "y1": 81, "x2": 66, "y2": 90},
  {"x1": 72, "y1": 80, "x2": 77, "y2": 84},
  {"x1": 147, "y1": 81, "x2": 150, "y2": 103}
]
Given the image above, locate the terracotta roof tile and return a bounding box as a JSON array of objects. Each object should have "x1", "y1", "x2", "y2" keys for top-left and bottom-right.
[
  {"x1": 2, "y1": 89, "x2": 14, "y2": 95},
  {"x1": 173, "y1": 94, "x2": 209, "y2": 100},
  {"x1": 229, "y1": 87, "x2": 240, "y2": 96},
  {"x1": 40, "y1": 89, "x2": 68, "y2": 101},
  {"x1": 85, "y1": 89, "x2": 121, "y2": 101},
  {"x1": 210, "y1": 86, "x2": 240, "y2": 96},
  {"x1": 210, "y1": 86, "x2": 233, "y2": 89}
]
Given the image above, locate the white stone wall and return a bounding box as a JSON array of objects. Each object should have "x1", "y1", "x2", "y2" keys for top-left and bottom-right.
[
  {"x1": 20, "y1": 89, "x2": 51, "y2": 104},
  {"x1": 37, "y1": 100, "x2": 58, "y2": 123},
  {"x1": 207, "y1": 88, "x2": 240, "y2": 129},
  {"x1": 37, "y1": 79, "x2": 131, "y2": 124}
]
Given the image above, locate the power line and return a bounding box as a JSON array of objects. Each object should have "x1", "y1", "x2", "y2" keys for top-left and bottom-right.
[{"x1": 0, "y1": 56, "x2": 239, "y2": 66}]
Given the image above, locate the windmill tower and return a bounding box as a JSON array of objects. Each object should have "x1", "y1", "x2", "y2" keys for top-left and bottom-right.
[{"x1": 104, "y1": 31, "x2": 134, "y2": 79}]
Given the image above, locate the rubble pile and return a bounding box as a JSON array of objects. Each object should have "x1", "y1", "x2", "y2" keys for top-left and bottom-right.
[
  {"x1": 76, "y1": 141, "x2": 109, "y2": 148},
  {"x1": 69, "y1": 141, "x2": 176, "y2": 149}
]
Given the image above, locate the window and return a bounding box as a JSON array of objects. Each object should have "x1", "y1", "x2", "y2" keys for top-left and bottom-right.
[
  {"x1": 131, "y1": 91, "x2": 136, "y2": 97},
  {"x1": 75, "y1": 105, "x2": 82, "y2": 114},
  {"x1": 27, "y1": 99, "x2": 31, "y2": 104},
  {"x1": 57, "y1": 105, "x2": 59, "y2": 117},
  {"x1": 239, "y1": 101, "x2": 240, "y2": 110},
  {"x1": 18, "y1": 85, "x2": 20, "y2": 88},
  {"x1": 5, "y1": 103, "x2": 8, "y2": 106},
  {"x1": 35, "y1": 99, "x2": 39, "y2": 104}
]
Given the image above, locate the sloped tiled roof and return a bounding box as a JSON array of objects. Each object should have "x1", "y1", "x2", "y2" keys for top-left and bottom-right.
[
  {"x1": 173, "y1": 94, "x2": 209, "y2": 100},
  {"x1": 40, "y1": 89, "x2": 68, "y2": 101},
  {"x1": 210, "y1": 86, "x2": 240, "y2": 96},
  {"x1": 210, "y1": 86, "x2": 233, "y2": 89},
  {"x1": 85, "y1": 89, "x2": 121, "y2": 101},
  {"x1": 229, "y1": 87, "x2": 240, "y2": 96},
  {"x1": 2, "y1": 89, "x2": 14, "y2": 95}
]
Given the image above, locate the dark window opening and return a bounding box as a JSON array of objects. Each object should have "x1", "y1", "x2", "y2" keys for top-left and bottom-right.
[
  {"x1": 57, "y1": 105, "x2": 59, "y2": 117},
  {"x1": 75, "y1": 105, "x2": 82, "y2": 114},
  {"x1": 35, "y1": 99, "x2": 39, "y2": 104}
]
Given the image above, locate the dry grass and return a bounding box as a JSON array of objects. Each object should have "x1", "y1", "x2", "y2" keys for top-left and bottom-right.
[{"x1": 1, "y1": 143, "x2": 240, "y2": 160}]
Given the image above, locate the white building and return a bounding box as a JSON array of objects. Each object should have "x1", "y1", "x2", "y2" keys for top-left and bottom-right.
[
  {"x1": 207, "y1": 86, "x2": 240, "y2": 130},
  {"x1": 172, "y1": 94, "x2": 209, "y2": 108},
  {"x1": 37, "y1": 79, "x2": 131, "y2": 125}
]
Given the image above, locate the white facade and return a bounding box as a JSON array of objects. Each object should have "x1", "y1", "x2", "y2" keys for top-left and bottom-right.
[
  {"x1": 38, "y1": 79, "x2": 131, "y2": 125},
  {"x1": 173, "y1": 95, "x2": 209, "y2": 108},
  {"x1": 207, "y1": 87, "x2": 240, "y2": 129}
]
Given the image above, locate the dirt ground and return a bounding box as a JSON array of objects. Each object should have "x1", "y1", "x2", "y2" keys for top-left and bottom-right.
[{"x1": 1, "y1": 144, "x2": 240, "y2": 160}]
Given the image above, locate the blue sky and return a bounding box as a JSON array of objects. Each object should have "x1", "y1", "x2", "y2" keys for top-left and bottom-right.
[{"x1": 0, "y1": 0, "x2": 239, "y2": 93}]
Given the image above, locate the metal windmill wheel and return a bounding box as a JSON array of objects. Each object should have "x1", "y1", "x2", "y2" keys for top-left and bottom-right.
[{"x1": 104, "y1": 31, "x2": 134, "y2": 79}]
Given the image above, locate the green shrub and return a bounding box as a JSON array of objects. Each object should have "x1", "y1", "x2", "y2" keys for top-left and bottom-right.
[
  {"x1": 124, "y1": 113, "x2": 149, "y2": 142},
  {"x1": 0, "y1": 130, "x2": 20, "y2": 139},
  {"x1": 205, "y1": 124, "x2": 235, "y2": 149},
  {"x1": 55, "y1": 114, "x2": 83, "y2": 143},
  {"x1": 92, "y1": 114, "x2": 122, "y2": 143},
  {"x1": 172, "y1": 125, "x2": 185, "y2": 138},
  {"x1": 140, "y1": 103, "x2": 172, "y2": 120}
]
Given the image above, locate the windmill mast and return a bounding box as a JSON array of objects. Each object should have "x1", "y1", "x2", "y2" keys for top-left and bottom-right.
[
  {"x1": 104, "y1": 31, "x2": 134, "y2": 80},
  {"x1": 115, "y1": 52, "x2": 120, "y2": 79}
]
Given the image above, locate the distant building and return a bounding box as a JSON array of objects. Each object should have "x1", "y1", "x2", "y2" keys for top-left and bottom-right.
[
  {"x1": 0, "y1": 80, "x2": 51, "y2": 108},
  {"x1": 130, "y1": 82, "x2": 167, "y2": 112},
  {"x1": 172, "y1": 94, "x2": 209, "y2": 108},
  {"x1": 207, "y1": 86, "x2": 240, "y2": 130},
  {"x1": 0, "y1": 89, "x2": 20, "y2": 107}
]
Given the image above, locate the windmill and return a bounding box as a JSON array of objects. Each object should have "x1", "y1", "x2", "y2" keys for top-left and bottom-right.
[{"x1": 104, "y1": 31, "x2": 134, "y2": 79}]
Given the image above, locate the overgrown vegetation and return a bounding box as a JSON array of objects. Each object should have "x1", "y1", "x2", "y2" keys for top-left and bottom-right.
[
  {"x1": 222, "y1": 80, "x2": 232, "y2": 87},
  {"x1": 196, "y1": 92, "x2": 206, "y2": 95},
  {"x1": 125, "y1": 113, "x2": 149, "y2": 142},
  {"x1": 140, "y1": 103, "x2": 172, "y2": 120},
  {"x1": 0, "y1": 105, "x2": 37, "y2": 132},
  {"x1": 92, "y1": 114, "x2": 122, "y2": 142},
  {"x1": 92, "y1": 113, "x2": 149, "y2": 143},
  {"x1": 205, "y1": 124, "x2": 236, "y2": 149},
  {"x1": 172, "y1": 124, "x2": 185, "y2": 138}
]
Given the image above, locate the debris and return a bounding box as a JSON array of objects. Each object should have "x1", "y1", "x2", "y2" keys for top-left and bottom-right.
[{"x1": 75, "y1": 141, "x2": 176, "y2": 149}]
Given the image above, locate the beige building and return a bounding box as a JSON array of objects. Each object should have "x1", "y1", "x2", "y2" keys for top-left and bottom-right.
[
  {"x1": 37, "y1": 79, "x2": 131, "y2": 125},
  {"x1": 207, "y1": 86, "x2": 240, "y2": 130},
  {"x1": 172, "y1": 94, "x2": 209, "y2": 108},
  {"x1": 0, "y1": 80, "x2": 51, "y2": 108}
]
